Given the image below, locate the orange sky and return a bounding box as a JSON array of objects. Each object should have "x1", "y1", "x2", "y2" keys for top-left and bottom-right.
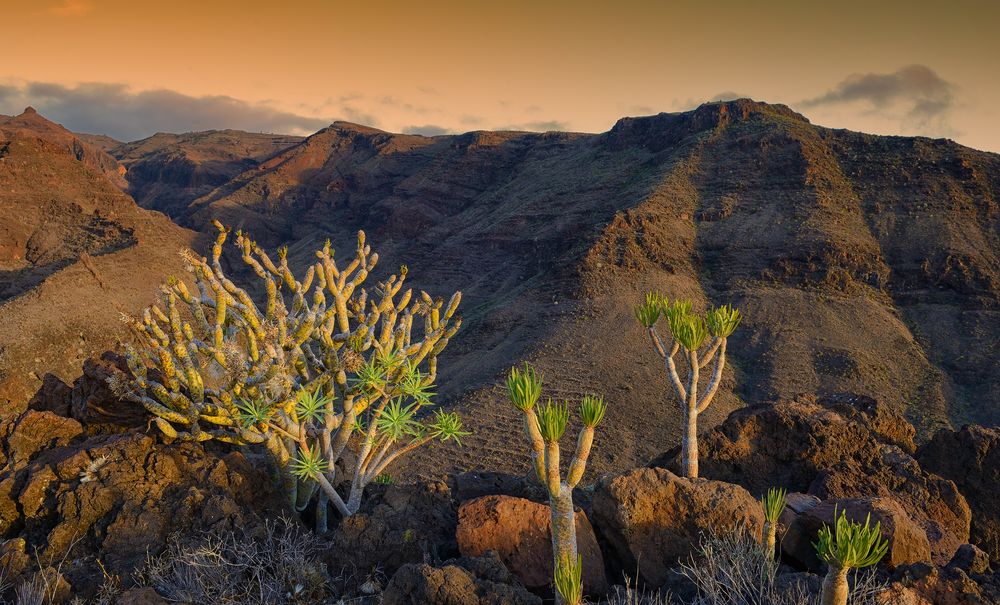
[{"x1": 2, "y1": 0, "x2": 998, "y2": 152}]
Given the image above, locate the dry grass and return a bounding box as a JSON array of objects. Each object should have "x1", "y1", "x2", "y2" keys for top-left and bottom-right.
[
  {"x1": 680, "y1": 530, "x2": 887, "y2": 605},
  {"x1": 134, "y1": 517, "x2": 330, "y2": 605}
]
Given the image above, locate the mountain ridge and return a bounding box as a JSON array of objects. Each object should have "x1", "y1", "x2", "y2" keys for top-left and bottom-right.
[{"x1": 1, "y1": 100, "x2": 996, "y2": 478}]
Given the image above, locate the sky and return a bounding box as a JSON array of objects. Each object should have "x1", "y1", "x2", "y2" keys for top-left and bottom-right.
[{"x1": 1, "y1": 0, "x2": 998, "y2": 152}]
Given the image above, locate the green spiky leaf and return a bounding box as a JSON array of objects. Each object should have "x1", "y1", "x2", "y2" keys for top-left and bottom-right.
[
  {"x1": 507, "y1": 363, "x2": 543, "y2": 411},
  {"x1": 376, "y1": 399, "x2": 420, "y2": 441},
  {"x1": 428, "y1": 409, "x2": 470, "y2": 444},
  {"x1": 761, "y1": 487, "x2": 787, "y2": 524},
  {"x1": 554, "y1": 554, "x2": 583, "y2": 605},
  {"x1": 814, "y1": 508, "x2": 889, "y2": 569},
  {"x1": 398, "y1": 362, "x2": 435, "y2": 405},
  {"x1": 707, "y1": 304, "x2": 742, "y2": 338},
  {"x1": 290, "y1": 444, "x2": 327, "y2": 480},
  {"x1": 668, "y1": 309, "x2": 709, "y2": 351},
  {"x1": 580, "y1": 394, "x2": 607, "y2": 428},
  {"x1": 634, "y1": 292, "x2": 663, "y2": 328},
  {"x1": 295, "y1": 388, "x2": 331, "y2": 423},
  {"x1": 234, "y1": 397, "x2": 273, "y2": 429},
  {"x1": 537, "y1": 399, "x2": 569, "y2": 442}
]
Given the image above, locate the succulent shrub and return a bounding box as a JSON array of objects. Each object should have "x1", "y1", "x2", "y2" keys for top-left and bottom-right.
[
  {"x1": 634, "y1": 292, "x2": 741, "y2": 477},
  {"x1": 507, "y1": 363, "x2": 606, "y2": 605},
  {"x1": 761, "y1": 487, "x2": 787, "y2": 560},
  {"x1": 814, "y1": 509, "x2": 889, "y2": 605},
  {"x1": 112, "y1": 221, "x2": 466, "y2": 525}
]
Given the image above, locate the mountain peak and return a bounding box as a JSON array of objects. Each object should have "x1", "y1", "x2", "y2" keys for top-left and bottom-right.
[
  {"x1": 603, "y1": 97, "x2": 809, "y2": 152},
  {"x1": 21, "y1": 106, "x2": 38, "y2": 116}
]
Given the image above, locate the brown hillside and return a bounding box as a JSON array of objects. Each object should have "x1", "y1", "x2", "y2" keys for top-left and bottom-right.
[
  {"x1": 0, "y1": 107, "x2": 127, "y2": 189},
  {"x1": 0, "y1": 112, "x2": 198, "y2": 412},
  {"x1": 5, "y1": 100, "x2": 997, "y2": 481},
  {"x1": 135, "y1": 98, "x2": 998, "y2": 479},
  {"x1": 111, "y1": 130, "x2": 302, "y2": 218}
]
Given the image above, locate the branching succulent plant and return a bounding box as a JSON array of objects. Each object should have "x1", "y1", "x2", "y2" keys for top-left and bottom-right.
[
  {"x1": 761, "y1": 487, "x2": 787, "y2": 560},
  {"x1": 814, "y1": 509, "x2": 889, "y2": 605},
  {"x1": 634, "y1": 292, "x2": 741, "y2": 477},
  {"x1": 507, "y1": 364, "x2": 606, "y2": 605},
  {"x1": 111, "y1": 221, "x2": 465, "y2": 525}
]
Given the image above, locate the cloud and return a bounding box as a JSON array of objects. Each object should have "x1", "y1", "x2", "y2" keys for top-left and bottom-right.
[
  {"x1": 402, "y1": 124, "x2": 451, "y2": 136},
  {"x1": 709, "y1": 91, "x2": 748, "y2": 102},
  {"x1": 801, "y1": 65, "x2": 956, "y2": 133},
  {"x1": 522, "y1": 120, "x2": 570, "y2": 131},
  {"x1": 44, "y1": 0, "x2": 94, "y2": 17},
  {"x1": 0, "y1": 81, "x2": 331, "y2": 141}
]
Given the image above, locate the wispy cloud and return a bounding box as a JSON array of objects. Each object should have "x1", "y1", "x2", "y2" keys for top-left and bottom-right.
[
  {"x1": 0, "y1": 81, "x2": 330, "y2": 141},
  {"x1": 801, "y1": 65, "x2": 957, "y2": 135},
  {"x1": 498, "y1": 119, "x2": 571, "y2": 132},
  {"x1": 44, "y1": 0, "x2": 94, "y2": 17},
  {"x1": 402, "y1": 124, "x2": 451, "y2": 136}
]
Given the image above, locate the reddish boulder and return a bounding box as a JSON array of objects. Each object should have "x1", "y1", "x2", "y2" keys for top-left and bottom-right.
[
  {"x1": 591, "y1": 467, "x2": 764, "y2": 587},
  {"x1": 782, "y1": 497, "x2": 931, "y2": 571},
  {"x1": 456, "y1": 494, "x2": 607, "y2": 594},
  {"x1": 917, "y1": 425, "x2": 1000, "y2": 563}
]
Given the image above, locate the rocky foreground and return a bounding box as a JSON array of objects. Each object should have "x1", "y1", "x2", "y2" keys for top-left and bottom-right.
[{"x1": 1, "y1": 355, "x2": 997, "y2": 603}]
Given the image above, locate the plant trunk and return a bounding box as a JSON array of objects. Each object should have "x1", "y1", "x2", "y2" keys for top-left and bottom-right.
[
  {"x1": 821, "y1": 565, "x2": 849, "y2": 605},
  {"x1": 682, "y1": 407, "x2": 699, "y2": 478},
  {"x1": 764, "y1": 521, "x2": 777, "y2": 560},
  {"x1": 550, "y1": 483, "x2": 578, "y2": 605},
  {"x1": 316, "y1": 490, "x2": 329, "y2": 533}
]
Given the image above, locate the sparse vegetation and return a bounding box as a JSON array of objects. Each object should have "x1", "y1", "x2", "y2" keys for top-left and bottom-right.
[
  {"x1": 134, "y1": 517, "x2": 330, "y2": 605},
  {"x1": 111, "y1": 222, "x2": 466, "y2": 524},
  {"x1": 683, "y1": 530, "x2": 886, "y2": 605},
  {"x1": 507, "y1": 363, "x2": 607, "y2": 605},
  {"x1": 635, "y1": 293, "x2": 741, "y2": 477},
  {"x1": 814, "y1": 510, "x2": 889, "y2": 605}
]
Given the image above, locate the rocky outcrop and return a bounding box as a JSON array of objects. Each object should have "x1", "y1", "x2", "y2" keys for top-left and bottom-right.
[
  {"x1": 382, "y1": 552, "x2": 541, "y2": 605},
  {"x1": 456, "y1": 495, "x2": 607, "y2": 594},
  {"x1": 591, "y1": 467, "x2": 764, "y2": 587},
  {"x1": 0, "y1": 410, "x2": 284, "y2": 598},
  {"x1": 26, "y1": 352, "x2": 148, "y2": 431},
  {"x1": 652, "y1": 395, "x2": 971, "y2": 564},
  {"x1": 329, "y1": 480, "x2": 459, "y2": 577},
  {"x1": 918, "y1": 425, "x2": 1000, "y2": 563}
]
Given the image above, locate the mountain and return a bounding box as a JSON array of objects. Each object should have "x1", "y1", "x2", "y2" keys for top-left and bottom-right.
[
  {"x1": 0, "y1": 109, "x2": 198, "y2": 412},
  {"x1": 3, "y1": 100, "x2": 997, "y2": 479},
  {"x1": 111, "y1": 130, "x2": 302, "y2": 219},
  {"x1": 0, "y1": 107, "x2": 127, "y2": 189},
  {"x1": 131, "y1": 99, "x2": 995, "y2": 478}
]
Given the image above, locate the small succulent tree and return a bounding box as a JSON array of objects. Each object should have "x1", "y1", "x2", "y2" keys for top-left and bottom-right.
[
  {"x1": 761, "y1": 487, "x2": 787, "y2": 560},
  {"x1": 112, "y1": 221, "x2": 466, "y2": 526},
  {"x1": 634, "y1": 293, "x2": 741, "y2": 478},
  {"x1": 506, "y1": 364, "x2": 606, "y2": 605},
  {"x1": 814, "y1": 509, "x2": 889, "y2": 605}
]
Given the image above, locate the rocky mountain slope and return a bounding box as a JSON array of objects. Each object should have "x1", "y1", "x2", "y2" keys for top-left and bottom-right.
[
  {"x1": 2, "y1": 100, "x2": 997, "y2": 480},
  {"x1": 114, "y1": 99, "x2": 1000, "y2": 479},
  {"x1": 111, "y1": 129, "x2": 302, "y2": 218},
  {"x1": 0, "y1": 109, "x2": 198, "y2": 412}
]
